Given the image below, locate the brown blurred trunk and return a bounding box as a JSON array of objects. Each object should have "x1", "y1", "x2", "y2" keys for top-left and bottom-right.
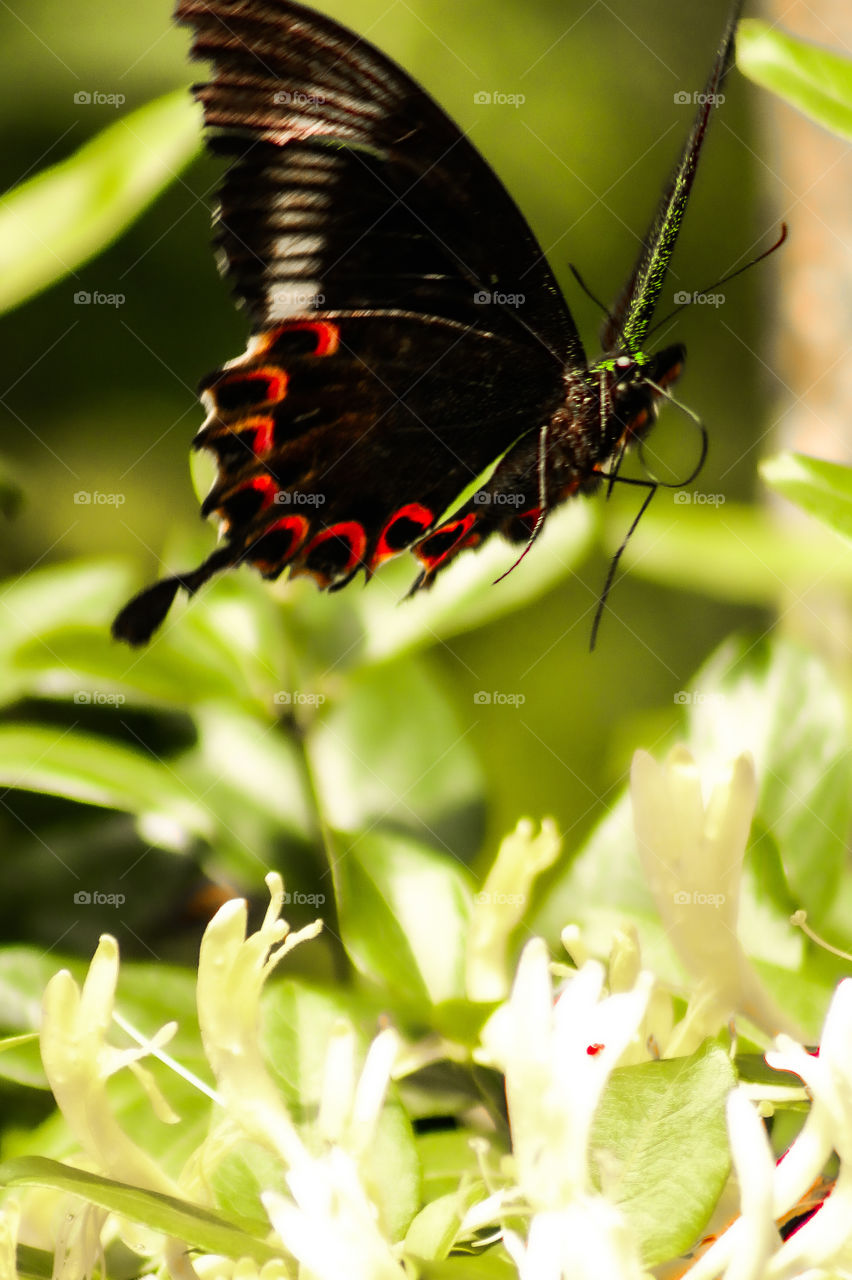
[{"x1": 767, "y1": 0, "x2": 852, "y2": 461}]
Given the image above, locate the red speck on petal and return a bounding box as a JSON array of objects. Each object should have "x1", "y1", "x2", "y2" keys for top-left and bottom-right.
[{"x1": 587, "y1": 1043, "x2": 605, "y2": 1056}]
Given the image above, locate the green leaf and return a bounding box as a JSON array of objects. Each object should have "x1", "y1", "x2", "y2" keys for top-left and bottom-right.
[
  {"x1": 591, "y1": 1041, "x2": 735, "y2": 1265},
  {"x1": 309, "y1": 657, "x2": 484, "y2": 837},
  {"x1": 0, "y1": 1033, "x2": 44, "y2": 1090},
  {"x1": 405, "y1": 1193, "x2": 466, "y2": 1261},
  {"x1": 0, "y1": 560, "x2": 132, "y2": 683},
  {"x1": 738, "y1": 20, "x2": 852, "y2": 141},
  {"x1": 0, "y1": 725, "x2": 212, "y2": 850},
  {"x1": 415, "y1": 1257, "x2": 518, "y2": 1280},
  {"x1": 0, "y1": 90, "x2": 200, "y2": 314},
  {"x1": 615, "y1": 500, "x2": 852, "y2": 603},
  {"x1": 262, "y1": 980, "x2": 373, "y2": 1110},
  {"x1": 417, "y1": 1129, "x2": 486, "y2": 1201},
  {"x1": 334, "y1": 829, "x2": 473, "y2": 1013},
  {"x1": 689, "y1": 637, "x2": 852, "y2": 920},
  {"x1": 188, "y1": 704, "x2": 313, "y2": 840},
  {"x1": 0, "y1": 1156, "x2": 278, "y2": 1264},
  {"x1": 761, "y1": 452, "x2": 852, "y2": 543}
]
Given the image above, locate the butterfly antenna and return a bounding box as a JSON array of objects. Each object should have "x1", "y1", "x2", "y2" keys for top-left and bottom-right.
[
  {"x1": 569, "y1": 263, "x2": 612, "y2": 320},
  {"x1": 493, "y1": 423, "x2": 550, "y2": 585},
  {"x1": 590, "y1": 482, "x2": 658, "y2": 652},
  {"x1": 647, "y1": 223, "x2": 788, "y2": 342},
  {"x1": 637, "y1": 380, "x2": 709, "y2": 488}
]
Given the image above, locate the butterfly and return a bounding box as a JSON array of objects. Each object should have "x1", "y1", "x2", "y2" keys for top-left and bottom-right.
[{"x1": 113, "y1": 0, "x2": 745, "y2": 646}]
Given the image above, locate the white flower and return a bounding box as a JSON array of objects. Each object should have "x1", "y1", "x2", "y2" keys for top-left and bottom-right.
[
  {"x1": 684, "y1": 979, "x2": 852, "y2": 1280},
  {"x1": 196, "y1": 870, "x2": 322, "y2": 1168},
  {"x1": 40, "y1": 935, "x2": 180, "y2": 1197},
  {"x1": 478, "y1": 939, "x2": 652, "y2": 1277},
  {"x1": 197, "y1": 874, "x2": 406, "y2": 1279},
  {"x1": 631, "y1": 747, "x2": 798, "y2": 1037}
]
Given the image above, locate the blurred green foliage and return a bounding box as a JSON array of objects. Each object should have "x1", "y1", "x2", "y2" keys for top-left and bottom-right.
[
  {"x1": 0, "y1": 3, "x2": 851, "y2": 1275},
  {"x1": 0, "y1": 0, "x2": 786, "y2": 876}
]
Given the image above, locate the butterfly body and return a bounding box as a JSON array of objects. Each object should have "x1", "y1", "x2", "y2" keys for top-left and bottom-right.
[{"x1": 112, "y1": 0, "x2": 742, "y2": 645}]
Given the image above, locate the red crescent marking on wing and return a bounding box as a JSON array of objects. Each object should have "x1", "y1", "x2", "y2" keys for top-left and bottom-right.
[
  {"x1": 304, "y1": 520, "x2": 368, "y2": 576},
  {"x1": 415, "y1": 512, "x2": 477, "y2": 571},
  {"x1": 216, "y1": 366, "x2": 289, "y2": 407},
  {"x1": 373, "y1": 502, "x2": 434, "y2": 567},
  {"x1": 249, "y1": 474, "x2": 280, "y2": 509},
  {"x1": 272, "y1": 320, "x2": 341, "y2": 357},
  {"x1": 250, "y1": 417, "x2": 276, "y2": 455},
  {"x1": 250, "y1": 514, "x2": 310, "y2": 566}
]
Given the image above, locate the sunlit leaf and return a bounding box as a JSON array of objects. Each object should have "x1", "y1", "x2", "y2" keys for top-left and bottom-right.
[
  {"x1": 591, "y1": 1042, "x2": 735, "y2": 1264},
  {"x1": 0, "y1": 91, "x2": 200, "y2": 313},
  {"x1": 0, "y1": 1156, "x2": 277, "y2": 1263},
  {"x1": 761, "y1": 452, "x2": 852, "y2": 543},
  {"x1": 738, "y1": 20, "x2": 852, "y2": 141}
]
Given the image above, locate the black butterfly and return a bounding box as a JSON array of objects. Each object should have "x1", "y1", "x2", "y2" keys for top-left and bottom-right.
[{"x1": 113, "y1": 0, "x2": 744, "y2": 646}]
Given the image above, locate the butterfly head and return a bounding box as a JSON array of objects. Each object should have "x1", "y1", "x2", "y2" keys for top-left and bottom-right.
[{"x1": 596, "y1": 342, "x2": 686, "y2": 456}]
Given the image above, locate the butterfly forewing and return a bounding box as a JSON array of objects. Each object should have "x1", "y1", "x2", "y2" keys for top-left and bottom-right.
[{"x1": 176, "y1": 0, "x2": 582, "y2": 358}]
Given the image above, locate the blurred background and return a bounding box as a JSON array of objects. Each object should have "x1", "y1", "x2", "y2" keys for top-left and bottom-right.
[{"x1": 0, "y1": 0, "x2": 804, "y2": 952}]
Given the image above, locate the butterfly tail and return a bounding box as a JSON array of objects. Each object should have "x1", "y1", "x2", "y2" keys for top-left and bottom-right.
[{"x1": 111, "y1": 545, "x2": 234, "y2": 646}]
